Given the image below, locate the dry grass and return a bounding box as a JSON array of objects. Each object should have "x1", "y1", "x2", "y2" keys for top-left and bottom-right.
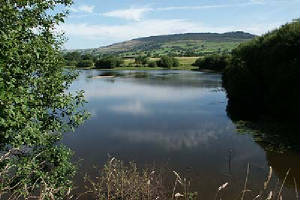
[
  {"x1": 82, "y1": 158, "x2": 167, "y2": 200},
  {"x1": 78, "y1": 158, "x2": 298, "y2": 200},
  {"x1": 1, "y1": 154, "x2": 298, "y2": 200}
]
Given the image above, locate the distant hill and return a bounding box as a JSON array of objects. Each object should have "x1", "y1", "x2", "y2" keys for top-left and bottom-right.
[{"x1": 81, "y1": 31, "x2": 256, "y2": 57}]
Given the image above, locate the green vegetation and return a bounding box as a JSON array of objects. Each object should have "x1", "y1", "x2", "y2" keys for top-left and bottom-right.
[
  {"x1": 193, "y1": 54, "x2": 229, "y2": 72},
  {"x1": 63, "y1": 32, "x2": 254, "y2": 71},
  {"x1": 80, "y1": 32, "x2": 255, "y2": 57},
  {"x1": 157, "y1": 56, "x2": 180, "y2": 68},
  {"x1": 95, "y1": 56, "x2": 124, "y2": 69},
  {"x1": 235, "y1": 120, "x2": 299, "y2": 153},
  {"x1": 64, "y1": 51, "x2": 81, "y2": 66},
  {"x1": 0, "y1": 1, "x2": 88, "y2": 199},
  {"x1": 77, "y1": 59, "x2": 94, "y2": 68},
  {"x1": 135, "y1": 55, "x2": 150, "y2": 65},
  {"x1": 65, "y1": 55, "x2": 198, "y2": 70},
  {"x1": 222, "y1": 20, "x2": 299, "y2": 122},
  {"x1": 148, "y1": 61, "x2": 158, "y2": 68}
]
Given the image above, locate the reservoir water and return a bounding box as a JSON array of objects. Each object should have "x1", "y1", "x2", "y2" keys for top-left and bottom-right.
[{"x1": 63, "y1": 70, "x2": 299, "y2": 199}]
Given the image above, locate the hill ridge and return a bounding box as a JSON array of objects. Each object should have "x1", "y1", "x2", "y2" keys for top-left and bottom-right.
[{"x1": 83, "y1": 31, "x2": 256, "y2": 56}]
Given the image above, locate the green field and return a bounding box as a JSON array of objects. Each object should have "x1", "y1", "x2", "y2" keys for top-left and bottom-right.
[{"x1": 118, "y1": 41, "x2": 240, "y2": 57}]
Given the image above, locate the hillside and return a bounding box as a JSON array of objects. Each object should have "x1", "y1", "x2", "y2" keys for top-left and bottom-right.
[{"x1": 84, "y1": 31, "x2": 256, "y2": 57}]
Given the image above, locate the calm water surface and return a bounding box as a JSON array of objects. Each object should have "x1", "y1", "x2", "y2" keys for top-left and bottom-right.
[{"x1": 63, "y1": 70, "x2": 299, "y2": 199}]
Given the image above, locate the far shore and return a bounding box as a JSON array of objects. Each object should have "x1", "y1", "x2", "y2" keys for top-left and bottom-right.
[{"x1": 65, "y1": 65, "x2": 198, "y2": 71}]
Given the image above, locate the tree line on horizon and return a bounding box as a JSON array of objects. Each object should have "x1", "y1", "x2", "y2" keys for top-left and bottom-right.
[{"x1": 63, "y1": 52, "x2": 180, "y2": 69}]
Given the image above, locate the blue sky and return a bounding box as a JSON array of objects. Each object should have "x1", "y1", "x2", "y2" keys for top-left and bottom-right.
[{"x1": 60, "y1": 0, "x2": 300, "y2": 49}]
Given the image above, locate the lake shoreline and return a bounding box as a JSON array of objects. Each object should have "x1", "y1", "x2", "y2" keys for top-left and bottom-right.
[{"x1": 65, "y1": 66, "x2": 224, "y2": 73}]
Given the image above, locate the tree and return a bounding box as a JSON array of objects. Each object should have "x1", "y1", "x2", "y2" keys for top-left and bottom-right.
[
  {"x1": 135, "y1": 55, "x2": 149, "y2": 65},
  {"x1": 76, "y1": 59, "x2": 94, "y2": 68},
  {"x1": 148, "y1": 61, "x2": 158, "y2": 68},
  {"x1": 64, "y1": 51, "x2": 81, "y2": 62},
  {"x1": 157, "y1": 56, "x2": 179, "y2": 68},
  {"x1": 222, "y1": 20, "x2": 299, "y2": 122},
  {"x1": 63, "y1": 51, "x2": 81, "y2": 66},
  {"x1": 81, "y1": 53, "x2": 94, "y2": 61},
  {"x1": 193, "y1": 54, "x2": 229, "y2": 72},
  {"x1": 0, "y1": 0, "x2": 89, "y2": 199},
  {"x1": 95, "y1": 56, "x2": 124, "y2": 69}
]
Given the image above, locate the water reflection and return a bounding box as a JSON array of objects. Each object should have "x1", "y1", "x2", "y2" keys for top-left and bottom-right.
[
  {"x1": 64, "y1": 70, "x2": 299, "y2": 199},
  {"x1": 109, "y1": 101, "x2": 150, "y2": 115}
]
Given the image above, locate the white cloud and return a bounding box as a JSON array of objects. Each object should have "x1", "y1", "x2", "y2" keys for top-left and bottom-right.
[
  {"x1": 102, "y1": 7, "x2": 152, "y2": 21},
  {"x1": 157, "y1": 4, "x2": 231, "y2": 11},
  {"x1": 78, "y1": 5, "x2": 95, "y2": 13},
  {"x1": 140, "y1": 1, "x2": 266, "y2": 12},
  {"x1": 250, "y1": 0, "x2": 265, "y2": 4},
  {"x1": 69, "y1": 7, "x2": 79, "y2": 12},
  {"x1": 61, "y1": 19, "x2": 226, "y2": 42},
  {"x1": 109, "y1": 101, "x2": 149, "y2": 115},
  {"x1": 68, "y1": 75, "x2": 210, "y2": 102},
  {"x1": 69, "y1": 5, "x2": 95, "y2": 13},
  {"x1": 61, "y1": 19, "x2": 281, "y2": 45},
  {"x1": 109, "y1": 125, "x2": 229, "y2": 150}
]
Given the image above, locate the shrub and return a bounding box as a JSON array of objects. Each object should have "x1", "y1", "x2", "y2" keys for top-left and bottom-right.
[
  {"x1": 193, "y1": 54, "x2": 229, "y2": 71},
  {"x1": 63, "y1": 51, "x2": 81, "y2": 63},
  {"x1": 157, "y1": 56, "x2": 179, "y2": 68},
  {"x1": 81, "y1": 53, "x2": 94, "y2": 61},
  {"x1": 65, "y1": 60, "x2": 78, "y2": 67},
  {"x1": 95, "y1": 56, "x2": 124, "y2": 69},
  {"x1": 76, "y1": 59, "x2": 94, "y2": 68},
  {"x1": 135, "y1": 55, "x2": 149, "y2": 65},
  {"x1": 148, "y1": 61, "x2": 158, "y2": 68}
]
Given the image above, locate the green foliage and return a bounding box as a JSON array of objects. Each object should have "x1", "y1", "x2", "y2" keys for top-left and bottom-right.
[
  {"x1": 148, "y1": 61, "x2": 158, "y2": 68},
  {"x1": 63, "y1": 51, "x2": 81, "y2": 66},
  {"x1": 80, "y1": 53, "x2": 94, "y2": 61},
  {"x1": 64, "y1": 51, "x2": 80, "y2": 60},
  {"x1": 157, "y1": 56, "x2": 179, "y2": 68},
  {"x1": 135, "y1": 55, "x2": 149, "y2": 65},
  {"x1": 95, "y1": 56, "x2": 124, "y2": 69},
  {"x1": 0, "y1": 0, "x2": 88, "y2": 199},
  {"x1": 76, "y1": 59, "x2": 94, "y2": 68},
  {"x1": 222, "y1": 21, "x2": 300, "y2": 122},
  {"x1": 193, "y1": 54, "x2": 229, "y2": 71}
]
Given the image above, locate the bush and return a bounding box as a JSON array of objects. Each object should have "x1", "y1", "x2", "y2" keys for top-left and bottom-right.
[
  {"x1": 95, "y1": 56, "x2": 124, "y2": 69},
  {"x1": 76, "y1": 59, "x2": 94, "y2": 68},
  {"x1": 193, "y1": 54, "x2": 229, "y2": 71},
  {"x1": 222, "y1": 20, "x2": 300, "y2": 122},
  {"x1": 63, "y1": 51, "x2": 81, "y2": 62},
  {"x1": 148, "y1": 61, "x2": 158, "y2": 68},
  {"x1": 157, "y1": 56, "x2": 179, "y2": 68},
  {"x1": 135, "y1": 55, "x2": 149, "y2": 65},
  {"x1": 81, "y1": 53, "x2": 94, "y2": 61},
  {"x1": 65, "y1": 60, "x2": 78, "y2": 67}
]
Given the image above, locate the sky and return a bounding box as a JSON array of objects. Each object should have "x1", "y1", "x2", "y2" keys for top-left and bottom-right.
[{"x1": 60, "y1": 0, "x2": 300, "y2": 49}]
